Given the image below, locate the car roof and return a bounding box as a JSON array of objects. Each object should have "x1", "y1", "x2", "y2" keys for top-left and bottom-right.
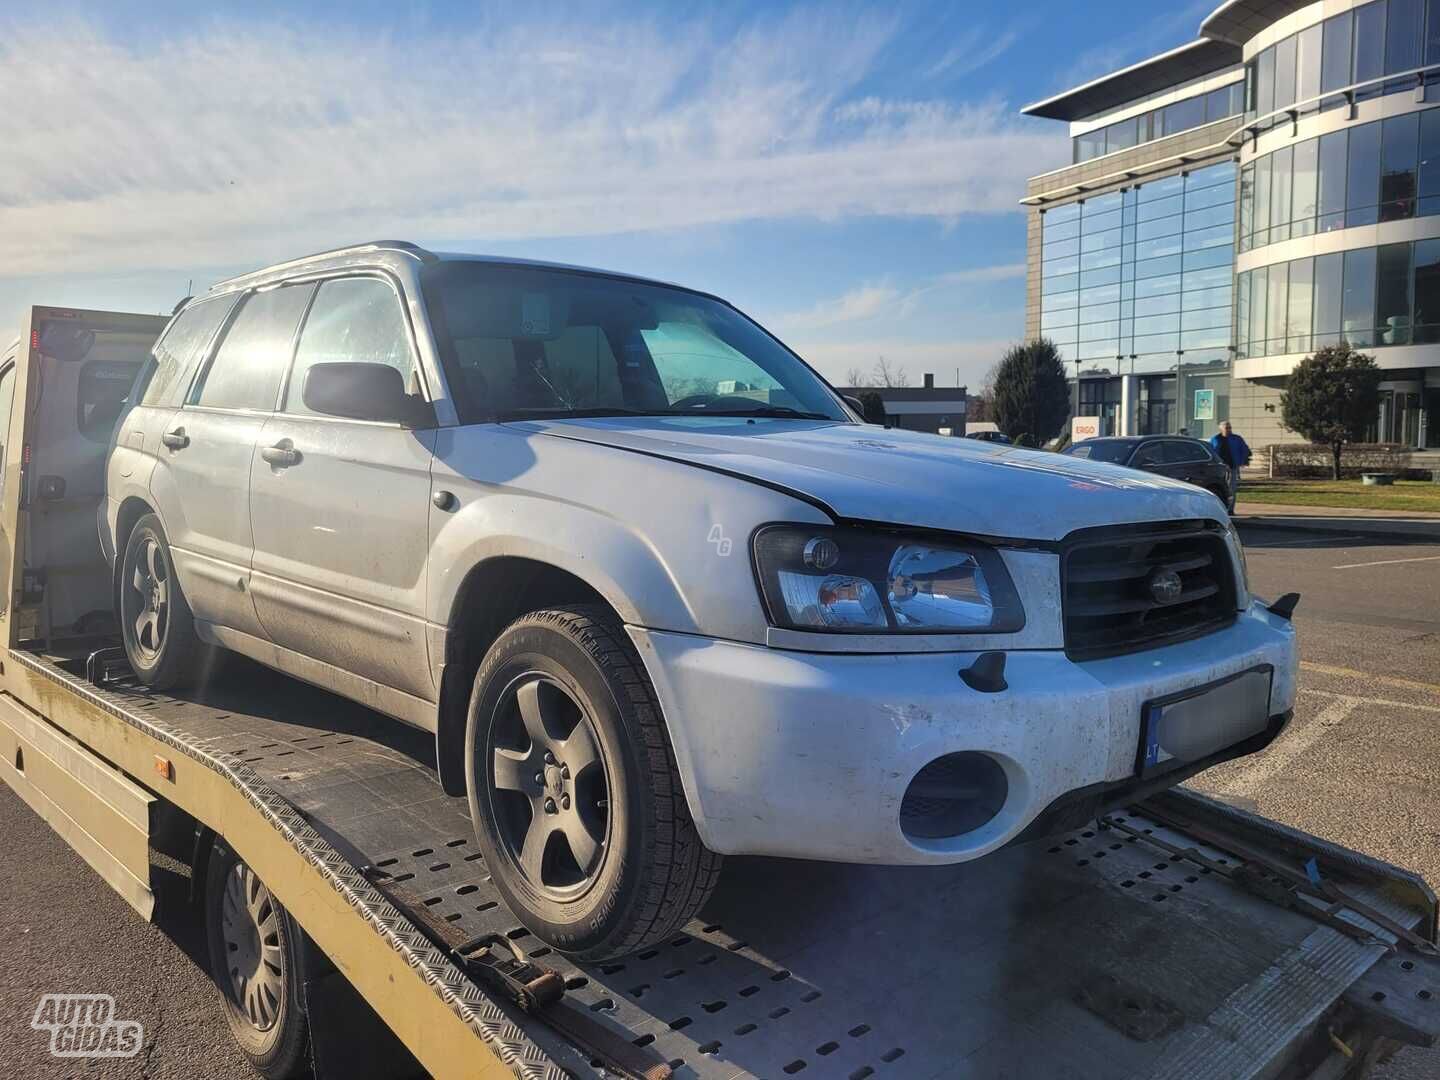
[
  {"x1": 206, "y1": 240, "x2": 704, "y2": 300},
  {"x1": 1079, "y1": 435, "x2": 1208, "y2": 445}
]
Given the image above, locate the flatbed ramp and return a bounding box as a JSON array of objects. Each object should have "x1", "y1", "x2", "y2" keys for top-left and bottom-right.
[{"x1": 7, "y1": 644, "x2": 1438, "y2": 1079}]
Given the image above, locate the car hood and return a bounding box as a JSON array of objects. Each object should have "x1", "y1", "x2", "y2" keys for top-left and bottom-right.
[{"x1": 525, "y1": 417, "x2": 1224, "y2": 542}]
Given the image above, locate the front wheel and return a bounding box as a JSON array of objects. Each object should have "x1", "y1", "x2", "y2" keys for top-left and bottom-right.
[{"x1": 464, "y1": 606, "x2": 722, "y2": 962}]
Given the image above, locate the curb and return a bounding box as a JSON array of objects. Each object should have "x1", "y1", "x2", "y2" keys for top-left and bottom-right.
[{"x1": 1233, "y1": 512, "x2": 1440, "y2": 544}]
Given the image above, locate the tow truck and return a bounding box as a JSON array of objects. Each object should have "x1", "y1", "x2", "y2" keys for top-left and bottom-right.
[{"x1": 2, "y1": 304, "x2": 1438, "y2": 1079}]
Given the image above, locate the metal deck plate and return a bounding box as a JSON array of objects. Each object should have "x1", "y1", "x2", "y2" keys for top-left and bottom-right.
[{"x1": 29, "y1": 649, "x2": 1427, "y2": 1080}]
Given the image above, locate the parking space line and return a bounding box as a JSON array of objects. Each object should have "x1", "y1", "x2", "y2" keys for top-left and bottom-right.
[
  {"x1": 1331, "y1": 555, "x2": 1440, "y2": 570},
  {"x1": 1213, "y1": 695, "x2": 1357, "y2": 799},
  {"x1": 1299, "y1": 661, "x2": 1440, "y2": 696},
  {"x1": 1304, "y1": 688, "x2": 1440, "y2": 714}
]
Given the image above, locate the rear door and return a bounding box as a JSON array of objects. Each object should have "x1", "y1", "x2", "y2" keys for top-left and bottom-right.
[
  {"x1": 109, "y1": 294, "x2": 237, "y2": 557},
  {"x1": 150, "y1": 284, "x2": 314, "y2": 638},
  {"x1": 247, "y1": 275, "x2": 437, "y2": 702},
  {"x1": 1158, "y1": 439, "x2": 1218, "y2": 488}
]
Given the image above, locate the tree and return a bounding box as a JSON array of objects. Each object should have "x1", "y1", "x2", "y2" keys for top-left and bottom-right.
[
  {"x1": 843, "y1": 366, "x2": 871, "y2": 389},
  {"x1": 857, "y1": 390, "x2": 887, "y2": 425},
  {"x1": 991, "y1": 339, "x2": 1070, "y2": 448},
  {"x1": 1280, "y1": 343, "x2": 1382, "y2": 479},
  {"x1": 871, "y1": 355, "x2": 910, "y2": 387}
]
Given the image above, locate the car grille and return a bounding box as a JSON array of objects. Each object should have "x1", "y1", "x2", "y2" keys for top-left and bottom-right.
[{"x1": 1062, "y1": 521, "x2": 1236, "y2": 659}]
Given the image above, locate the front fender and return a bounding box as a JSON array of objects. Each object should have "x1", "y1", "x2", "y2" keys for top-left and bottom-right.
[{"x1": 426, "y1": 424, "x2": 829, "y2": 641}]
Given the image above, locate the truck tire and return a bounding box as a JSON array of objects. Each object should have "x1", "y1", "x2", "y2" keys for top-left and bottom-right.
[
  {"x1": 204, "y1": 838, "x2": 310, "y2": 1079},
  {"x1": 464, "y1": 605, "x2": 722, "y2": 962},
  {"x1": 119, "y1": 514, "x2": 205, "y2": 689}
]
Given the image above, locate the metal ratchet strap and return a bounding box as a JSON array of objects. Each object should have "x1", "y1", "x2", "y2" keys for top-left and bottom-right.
[
  {"x1": 1136, "y1": 807, "x2": 1439, "y2": 956},
  {"x1": 362, "y1": 867, "x2": 671, "y2": 1080}
]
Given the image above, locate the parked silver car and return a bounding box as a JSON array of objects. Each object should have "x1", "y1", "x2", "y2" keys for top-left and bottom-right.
[{"x1": 105, "y1": 242, "x2": 1297, "y2": 960}]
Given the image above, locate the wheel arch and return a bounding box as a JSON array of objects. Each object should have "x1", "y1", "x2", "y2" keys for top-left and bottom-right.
[
  {"x1": 111, "y1": 495, "x2": 156, "y2": 615},
  {"x1": 434, "y1": 557, "x2": 615, "y2": 796}
]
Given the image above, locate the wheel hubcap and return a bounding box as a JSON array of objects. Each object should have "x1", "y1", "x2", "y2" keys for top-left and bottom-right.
[
  {"x1": 220, "y1": 859, "x2": 285, "y2": 1032},
  {"x1": 126, "y1": 537, "x2": 169, "y2": 659},
  {"x1": 487, "y1": 674, "x2": 610, "y2": 897}
]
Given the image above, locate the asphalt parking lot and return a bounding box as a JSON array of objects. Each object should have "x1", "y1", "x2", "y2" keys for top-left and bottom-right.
[
  {"x1": 1195, "y1": 523, "x2": 1440, "y2": 1080},
  {"x1": 1, "y1": 522, "x2": 1437, "y2": 1078}
]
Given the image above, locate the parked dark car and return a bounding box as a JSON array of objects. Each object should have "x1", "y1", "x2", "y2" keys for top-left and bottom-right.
[
  {"x1": 964, "y1": 430, "x2": 1012, "y2": 444},
  {"x1": 1064, "y1": 435, "x2": 1234, "y2": 511}
]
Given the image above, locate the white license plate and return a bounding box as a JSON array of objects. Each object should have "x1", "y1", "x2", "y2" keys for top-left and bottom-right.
[{"x1": 1138, "y1": 667, "x2": 1273, "y2": 777}]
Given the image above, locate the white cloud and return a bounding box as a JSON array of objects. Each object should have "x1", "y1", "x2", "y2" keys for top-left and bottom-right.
[
  {"x1": 936, "y1": 263, "x2": 1025, "y2": 284},
  {"x1": 924, "y1": 27, "x2": 1023, "y2": 80},
  {"x1": 774, "y1": 263, "x2": 1025, "y2": 331},
  {"x1": 0, "y1": 12, "x2": 1065, "y2": 277},
  {"x1": 774, "y1": 283, "x2": 905, "y2": 331}
]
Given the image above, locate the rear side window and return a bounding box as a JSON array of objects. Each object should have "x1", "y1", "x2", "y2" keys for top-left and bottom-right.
[
  {"x1": 141, "y1": 297, "x2": 234, "y2": 407},
  {"x1": 191, "y1": 285, "x2": 313, "y2": 412},
  {"x1": 1162, "y1": 440, "x2": 1210, "y2": 464},
  {"x1": 1132, "y1": 443, "x2": 1165, "y2": 466},
  {"x1": 284, "y1": 278, "x2": 416, "y2": 416}
]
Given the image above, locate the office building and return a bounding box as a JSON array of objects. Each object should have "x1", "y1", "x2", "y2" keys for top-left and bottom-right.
[{"x1": 1021, "y1": 0, "x2": 1440, "y2": 449}]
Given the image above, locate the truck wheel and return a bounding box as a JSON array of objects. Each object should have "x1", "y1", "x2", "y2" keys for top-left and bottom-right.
[
  {"x1": 464, "y1": 605, "x2": 722, "y2": 962},
  {"x1": 204, "y1": 838, "x2": 310, "y2": 1079},
  {"x1": 119, "y1": 514, "x2": 204, "y2": 689}
]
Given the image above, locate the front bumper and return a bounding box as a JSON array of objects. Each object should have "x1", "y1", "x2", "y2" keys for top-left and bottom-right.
[{"x1": 628, "y1": 600, "x2": 1297, "y2": 865}]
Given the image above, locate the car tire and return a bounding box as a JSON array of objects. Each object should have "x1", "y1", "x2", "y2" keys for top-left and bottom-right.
[
  {"x1": 204, "y1": 837, "x2": 310, "y2": 1080},
  {"x1": 119, "y1": 513, "x2": 206, "y2": 689},
  {"x1": 464, "y1": 605, "x2": 723, "y2": 962}
]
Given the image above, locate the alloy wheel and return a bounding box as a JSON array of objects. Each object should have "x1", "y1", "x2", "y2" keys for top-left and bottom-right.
[
  {"x1": 127, "y1": 536, "x2": 170, "y2": 659},
  {"x1": 487, "y1": 673, "x2": 611, "y2": 897}
]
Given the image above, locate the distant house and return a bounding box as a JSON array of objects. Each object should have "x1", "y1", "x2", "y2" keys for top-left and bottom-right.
[{"x1": 837, "y1": 375, "x2": 967, "y2": 436}]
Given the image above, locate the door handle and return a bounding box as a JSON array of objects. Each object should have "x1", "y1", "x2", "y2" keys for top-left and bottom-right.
[
  {"x1": 261, "y1": 442, "x2": 301, "y2": 468},
  {"x1": 161, "y1": 428, "x2": 189, "y2": 450}
]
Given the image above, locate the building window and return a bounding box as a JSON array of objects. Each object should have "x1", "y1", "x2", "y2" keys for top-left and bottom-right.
[
  {"x1": 1071, "y1": 82, "x2": 1243, "y2": 164},
  {"x1": 1376, "y1": 242, "x2": 1414, "y2": 343},
  {"x1": 1381, "y1": 113, "x2": 1420, "y2": 220},
  {"x1": 1240, "y1": 239, "x2": 1440, "y2": 357},
  {"x1": 1237, "y1": 107, "x2": 1440, "y2": 250},
  {"x1": 1414, "y1": 237, "x2": 1440, "y2": 341},
  {"x1": 1039, "y1": 162, "x2": 1235, "y2": 377},
  {"x1": 1246, "y1": 0, "x2": 1440, "y2": 127}
]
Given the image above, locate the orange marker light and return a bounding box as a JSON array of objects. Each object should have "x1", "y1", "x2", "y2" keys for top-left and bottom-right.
[{"x1": 153, "y1": 755, "x2": 174, "y2": 782}]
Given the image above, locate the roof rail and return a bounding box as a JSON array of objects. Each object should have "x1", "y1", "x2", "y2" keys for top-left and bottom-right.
[{"x1": 208, "y1": 241, "x2": 437, "y2": 291}]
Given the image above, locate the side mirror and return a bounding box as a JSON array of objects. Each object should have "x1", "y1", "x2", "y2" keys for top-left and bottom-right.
[
  {"x1": 843, "y1": 395, "x2": 866, "y2": 417},
  {"x1": 303, "y1": 362, "x2": 431, "y2": 426}
]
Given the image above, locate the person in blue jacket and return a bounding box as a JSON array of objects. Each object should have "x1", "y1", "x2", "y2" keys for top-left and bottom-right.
[{"x1": 1210, "y1": 420, "x2": 1251, "y2": 498}]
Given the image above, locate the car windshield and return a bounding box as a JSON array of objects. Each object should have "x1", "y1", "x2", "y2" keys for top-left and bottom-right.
[
  {"x1": 1067, "y1": 439, "x2": 1133, "y2": 463},
  {"x1": 421, "y1": 261, "x2": 849, "y2": 424}
]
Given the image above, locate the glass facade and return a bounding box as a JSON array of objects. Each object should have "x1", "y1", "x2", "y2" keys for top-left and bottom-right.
[
  {"x1": 1236, "y1": 238, "x2": 1440, "y2": 357},
  {"x1": 1073, "y1": 82, "x2": 1244, "y2": 163},
  {"x1": 1040, "y1": 160, "x2": 1236, "y2": 378},
  {"x1": 1245, "y1": 0, "x2": 1440, "y2": 130},
  {"x1": 1239, "y1": 108, "x2": 1440, "y2": 251}
]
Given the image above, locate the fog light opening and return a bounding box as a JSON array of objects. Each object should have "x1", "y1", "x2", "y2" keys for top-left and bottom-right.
[{"x1": 900, "y1": 752, "x2": 1008, "y2": 840}]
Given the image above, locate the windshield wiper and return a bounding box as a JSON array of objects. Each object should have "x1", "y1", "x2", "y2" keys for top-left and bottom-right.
[{"x1": 684, "y1": 406, "x2": 834, "y2": 420}]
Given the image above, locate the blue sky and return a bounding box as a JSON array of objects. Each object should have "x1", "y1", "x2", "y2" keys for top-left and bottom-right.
[{"x1": 0, "y1": 0, "x2": 1213, "y2": 388}]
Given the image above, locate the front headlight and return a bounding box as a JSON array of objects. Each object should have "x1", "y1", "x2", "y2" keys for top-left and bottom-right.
[{"x1": 752, "y1": 524, "x2": 1026, "y2": 633}]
